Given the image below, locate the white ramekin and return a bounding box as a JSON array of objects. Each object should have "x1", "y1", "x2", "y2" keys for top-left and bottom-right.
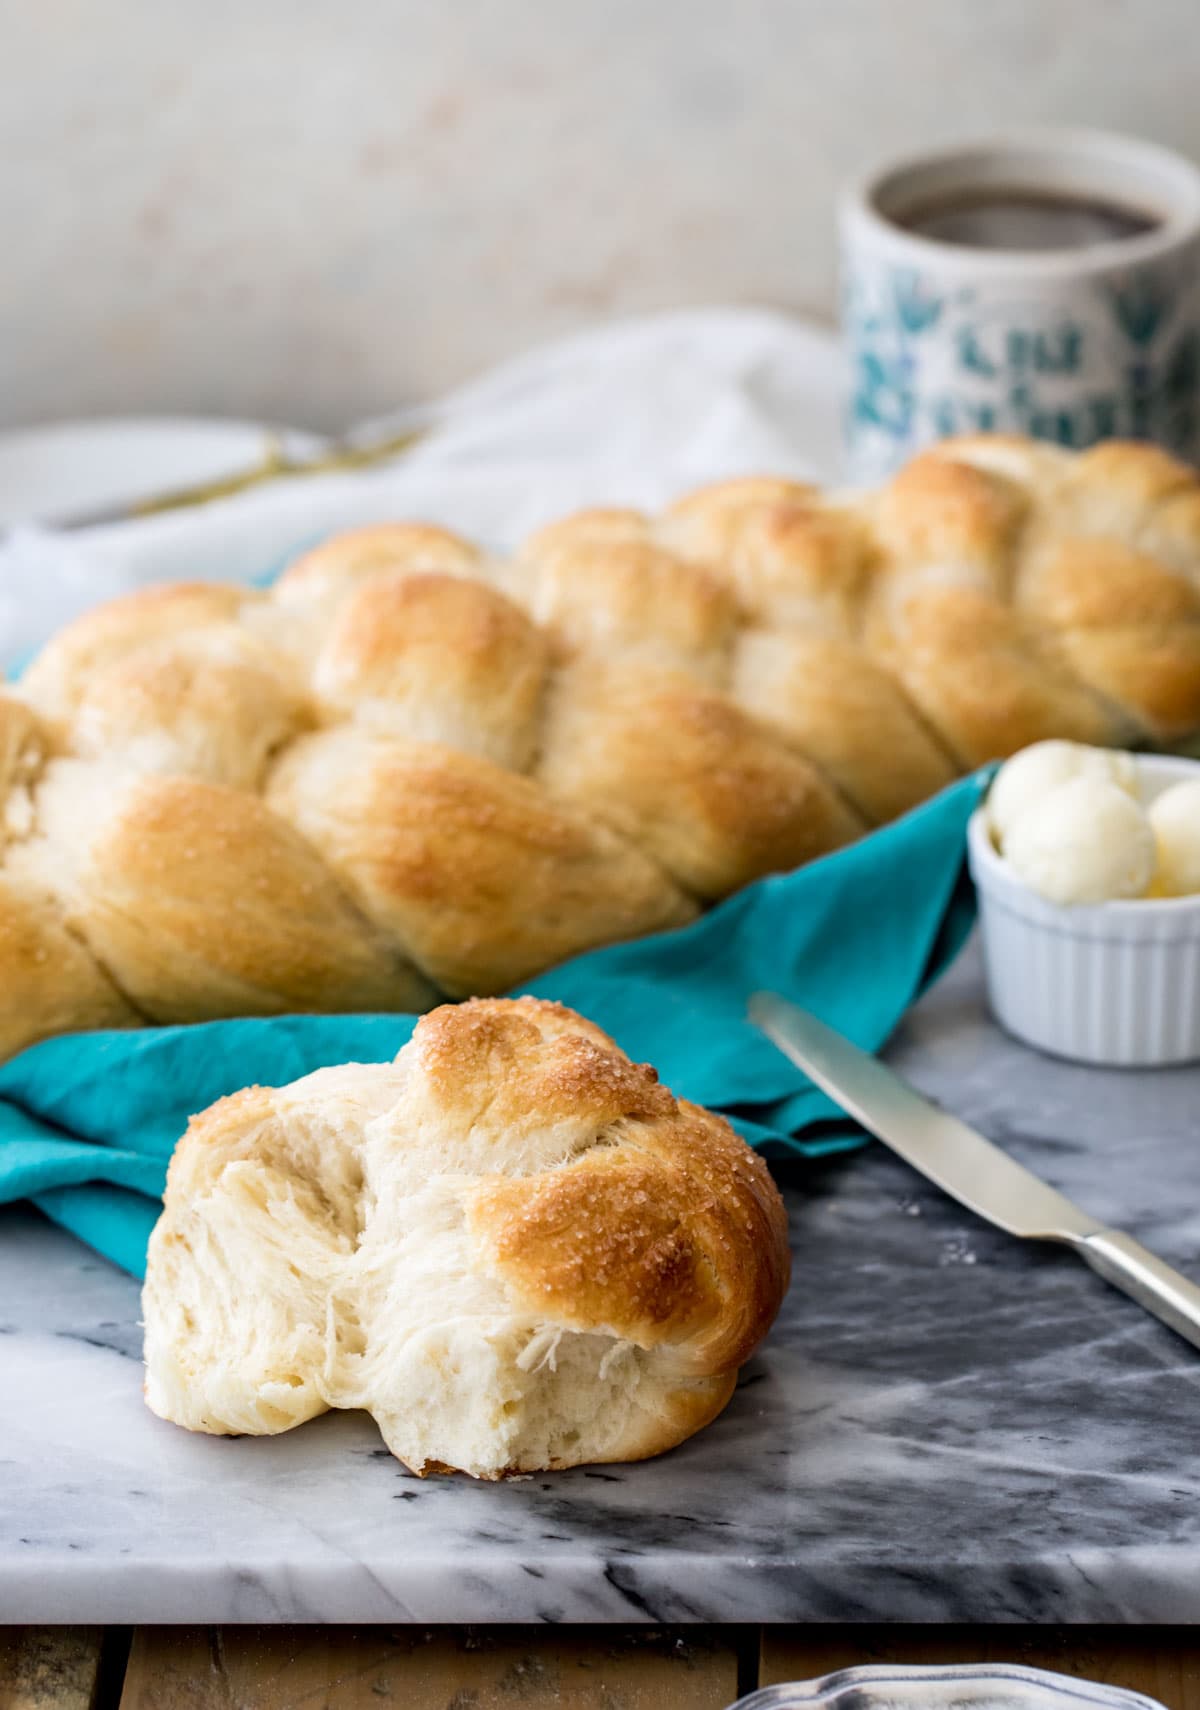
[{"x1": 967, "y1": 754, "x2": 1200, "y2": 1066}]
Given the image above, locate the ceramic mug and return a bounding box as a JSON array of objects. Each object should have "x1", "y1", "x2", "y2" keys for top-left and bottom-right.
[{"x1": 839, "y1": 128, "x2": 1200, "y2": 481}]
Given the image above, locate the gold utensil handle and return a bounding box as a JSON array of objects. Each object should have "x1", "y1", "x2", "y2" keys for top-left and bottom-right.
[
  {"x1": 132, "y1": 428, "x2": 427, "y2": 518},
  {"x1": 51, "y1": 422, "x2": 430, "y2": 529}
]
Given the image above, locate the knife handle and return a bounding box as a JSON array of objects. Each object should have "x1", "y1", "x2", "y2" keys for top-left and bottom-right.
[{"x1": 1078, "y1": 1229, "x2": 1200, "y2": 1351}]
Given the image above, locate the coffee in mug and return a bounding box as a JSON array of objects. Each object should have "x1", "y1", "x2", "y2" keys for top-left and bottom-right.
[{"x1": 897, "y1": 188, "x2": 1160, "y2": 251}]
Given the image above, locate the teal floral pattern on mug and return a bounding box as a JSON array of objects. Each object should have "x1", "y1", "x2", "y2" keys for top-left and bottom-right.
[
  {"x1": 843, "y1": 249, "x2": 1200, "y2": 480},
  {"x1": 891, "y1": 269, "x2": 944, "y2": 335},
  {"x1": 1109, "y1": 273, "x2": 1174, "y2": 346}
]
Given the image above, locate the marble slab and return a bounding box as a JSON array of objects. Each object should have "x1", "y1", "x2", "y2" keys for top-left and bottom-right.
[{"x1": 4, "y1": 936, "x2": 1200, "y2": 1624}]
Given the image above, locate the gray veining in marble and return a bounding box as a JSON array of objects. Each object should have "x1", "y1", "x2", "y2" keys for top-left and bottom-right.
[{"x1": 4, "y1": 936, "x2": 1200, "y2": 1623}]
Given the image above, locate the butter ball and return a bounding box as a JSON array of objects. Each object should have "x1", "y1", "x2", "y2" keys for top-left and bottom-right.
[
  {"x1": 988, "y1": 741, "x2": 1136, "y2": 847},
  {"x1": 1004, "y1": 776, "x2": 1155, "y2": 904},
  {"x1": 1148, "y1": 779, "x2": 1200, "y2": 897}
]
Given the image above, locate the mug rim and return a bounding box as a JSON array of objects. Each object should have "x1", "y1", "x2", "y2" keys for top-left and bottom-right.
[{"x1": 841, "y1": 125, "x2": 1200, "y2": 276}]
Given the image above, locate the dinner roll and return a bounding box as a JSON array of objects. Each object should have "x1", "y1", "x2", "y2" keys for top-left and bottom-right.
[{"x1": 142, "y1": 996, "x2": 791, "y2": 1478}]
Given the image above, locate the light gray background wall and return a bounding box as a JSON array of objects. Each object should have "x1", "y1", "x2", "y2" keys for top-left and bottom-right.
[{"x1": 4, "y1": 0, "x2": 1200, "y2": 432}]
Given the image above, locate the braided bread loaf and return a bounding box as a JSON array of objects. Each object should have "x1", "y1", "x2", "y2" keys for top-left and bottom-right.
[{"x1": 5, "y1": 434, "x2": 1200, "y2": 1057}]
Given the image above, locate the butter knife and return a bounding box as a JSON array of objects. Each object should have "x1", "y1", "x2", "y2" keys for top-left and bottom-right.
[{"x1": 748, "y1": 992, "x2": 1200, "y2": 1352}]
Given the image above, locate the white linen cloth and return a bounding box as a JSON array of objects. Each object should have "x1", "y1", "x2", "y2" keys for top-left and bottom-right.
[{"x1": 0, "y1": 307, "x2": 842, "y2": 670}]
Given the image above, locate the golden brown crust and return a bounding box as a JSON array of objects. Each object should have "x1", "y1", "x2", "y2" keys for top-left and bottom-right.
[
  {"x1": 720, "y1": 500, "x2": 875, "y2": 635},
  {"x1": 72, "y1": 631, "x2": 312, "y2": 789},
  {"x1": 507, "y1": 539, "x2": 737, "y2": 680},
  {"x1": 868, "y1": 582, "x2": 1125, "y2": 766},
  {"x1": 274, "y1": 522, "x2": 483, "y2": 612},
  {"x1": 875, "y1": 450, "x2": 1029, "y2": 592},
  {"x1": 469, "y1": 1152, "x2": 719, "y2": 1347},
  {"x1": 267, "y1": 728, "x2": 696, "y2": 994},
  {"x1": 0, "y1": 874, "x2": 140, "y2": 1058},
  {"x1": 521, "y1": 507, "x2": 652, "y2": 563},
  {"x1": 52, "y1": 771, "x2": 433, "y2": 1021},
  {"x1": 10, "y1": 435, "x2": 1200, "y2": 1054},
  {"x1": 664, "y1": 476, "x2": 818, "y2": 563},
  {"x1": 143, "y1": 995, "x2": 790, "y2": 1475},
  {"x1": 1019, "y1": 537, "x2": 1200, "y2": 738},
  {"x1": 430, "y1": 997, "x2": 791, "y2": 1384},
  {"x1": 1141, "y1": 487, "x2": 1200, "y2": 572},
  {"x1": 0, "y1": 692, "x2": 48, "y2": 851},
  {"x1": 732, "y1": 628, "x2": 958, "y2": 823},
  {"x1": 0, "y1": 691, "x2": 46, "y2": 777},
  {"x1": 1066, "y1": 439, "x2": 1198, "y2": 514},
  {"x1": 20, "y1": 583, "x2": 251, "y2": 718},
  {"x1": 407, "y1": 994, "x2": 673, "y2": 1136},
  {"x1": 638, "y1": 1096, "x2": 793, "y2": 1372},
  {"x1": 313, "y1": 571, "x2": 548, "y2": 769},
  {"x1": 538, "y1": 661, "x2": 863, "y2": 897},
  {"x1": 879, "y1": 435, "x2": 1200, "y2": 754},
  {"x1": 468, "y1": 1096, "x2": 789, "y2": 1376}
]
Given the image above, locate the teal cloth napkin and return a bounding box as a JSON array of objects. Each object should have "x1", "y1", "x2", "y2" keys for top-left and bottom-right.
[{"x1": 0, "y1": 771, "x2": 988, "y2": 1279}]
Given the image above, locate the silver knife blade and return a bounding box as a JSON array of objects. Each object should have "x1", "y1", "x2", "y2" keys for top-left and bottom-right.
[
  {"x1": 749, "y1": 991, "x2": 1200, "y2": 1354},
  {"x1": 748, "y1": 992, "x2": 1102, "y2": 1244}
]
